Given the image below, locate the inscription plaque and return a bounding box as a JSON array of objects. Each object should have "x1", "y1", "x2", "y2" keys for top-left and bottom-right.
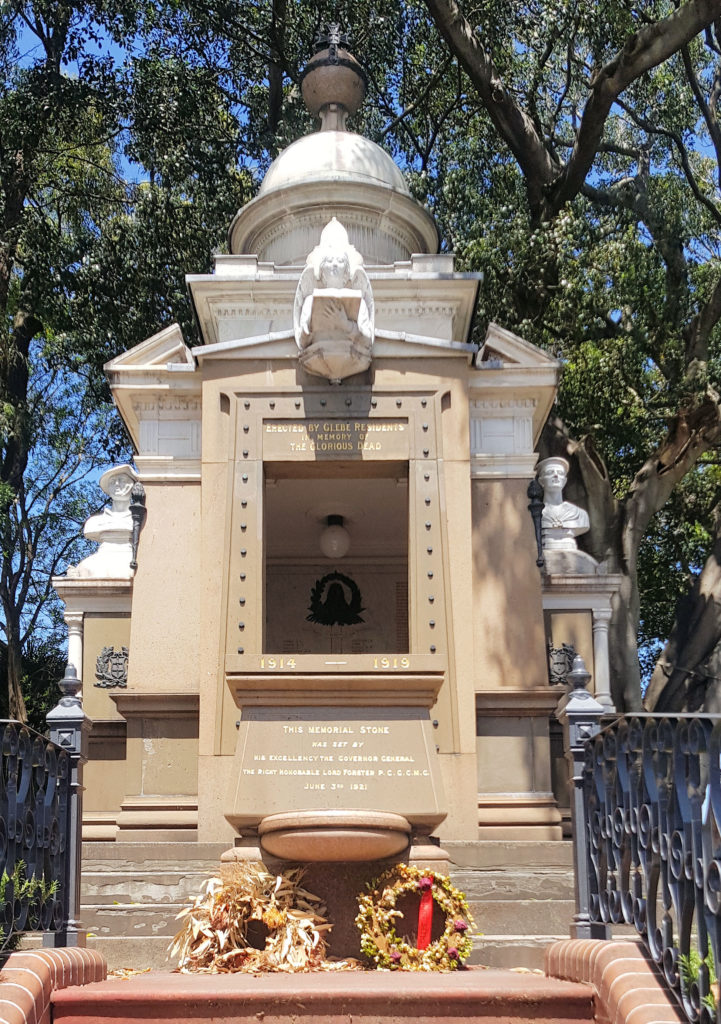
[
  {"x1": 262, "y1": 419, "x2": 409, "y2": 460},
  {"x1": 226, "y1": 706, "x2": 445, "y2": 829}
]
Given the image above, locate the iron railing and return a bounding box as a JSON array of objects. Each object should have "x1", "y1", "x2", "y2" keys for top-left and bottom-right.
[
  {"x1": 0, "y1": 665, "x2": 89, "y2": 954},
  {"x1": 0, "y1": 721, "x2": 70, "y2": 947},
  {"x1": 576, "y1": 710, "x2": 721, "y2": 1024}
]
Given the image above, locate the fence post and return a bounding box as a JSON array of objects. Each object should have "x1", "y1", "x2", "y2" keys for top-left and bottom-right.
[
  {"x1": 43, "y1": 665, "x2": 91, "y2": 948},
  {"x1": 556, "y1": 654, "x2": 609, "y2": 940}
]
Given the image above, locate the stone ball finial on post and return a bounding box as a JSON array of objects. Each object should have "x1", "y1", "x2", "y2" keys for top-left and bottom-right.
[{"x1": 300, "y1": 22, "x2": 367, "y2": 128}]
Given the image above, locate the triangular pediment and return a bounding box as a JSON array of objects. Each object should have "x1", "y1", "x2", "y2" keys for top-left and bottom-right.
[
  {"x1": 104, "y1": 323, "x2": 195, "y2": 371},
  {"x1": 475, "y1": 322, "x2": 558, "y2": 370}
]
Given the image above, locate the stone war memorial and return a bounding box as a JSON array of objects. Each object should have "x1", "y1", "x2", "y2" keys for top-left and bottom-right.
[{"x1": 52, "y1": 27, "x2": 622, "y2": 961}]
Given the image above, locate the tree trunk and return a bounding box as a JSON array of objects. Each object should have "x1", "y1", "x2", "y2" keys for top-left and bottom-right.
[
  {"x1": 5, "y1": 617, "x2": 27, "y2": 724},
  {"x1": 268, "y1": 0, "x2": 287, "y2": 134},
  {"x1": 539, "y1": 408, "x2": 720, "y2": 711},
  {"x1": 644, "y1": 510, "x2": 721, "y2": 712}
]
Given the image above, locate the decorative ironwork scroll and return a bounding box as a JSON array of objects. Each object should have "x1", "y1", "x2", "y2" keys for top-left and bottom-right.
[
  {"x1": 0, "y1": 721, "x2": 69, "y2": 950},
  {"x1": 580, "y1": 714, "x2": 721, "y2": 1024}
]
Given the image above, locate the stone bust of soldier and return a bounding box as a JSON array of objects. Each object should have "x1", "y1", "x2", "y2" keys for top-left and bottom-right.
[
  {"x1": 537, "y1": 456, "x2": 590, "y2": 552},
  {"x1": 66, "y1": 465, "x2": 138, "y2": 578}
]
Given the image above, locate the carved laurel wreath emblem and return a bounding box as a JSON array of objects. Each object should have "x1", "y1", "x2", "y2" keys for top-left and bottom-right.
[
  {"x1": 94, "y1": 646, "x2": 129, "y2": 688},
  {"x1": 307, "y1": 571, "x2": 364, "y2": 626}
]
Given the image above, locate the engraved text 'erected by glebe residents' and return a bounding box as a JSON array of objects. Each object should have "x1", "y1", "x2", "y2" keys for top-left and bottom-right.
[{"x1": 262, "y1": 420, "x2": 409, "y2": 459}]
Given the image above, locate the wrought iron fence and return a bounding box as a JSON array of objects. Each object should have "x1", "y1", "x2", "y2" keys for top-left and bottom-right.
[
  {"x1": 0, "y1": 721, "x2": 70, "y2": 948},
  {"x1": 0, "y1": 665, "x2": 89, "y2": 954},
  {"x1": 579, "y1": 712, "x2": 721, "y2": 1024}
]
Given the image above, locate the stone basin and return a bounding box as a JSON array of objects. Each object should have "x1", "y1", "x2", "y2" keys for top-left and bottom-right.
[{"x1": 258, "y1": 809, "x2": 411, "y2": 862}]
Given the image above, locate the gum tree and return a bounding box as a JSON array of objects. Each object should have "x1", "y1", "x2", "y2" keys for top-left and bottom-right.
[{"x1": 419, "y1": 0, "x2": 721, "y2": 710}]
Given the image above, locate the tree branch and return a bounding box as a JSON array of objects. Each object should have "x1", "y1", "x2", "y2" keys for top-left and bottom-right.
[
  {"x1": 681, "y1": 42, "x2": 721, "y2": 186},
  {"x1": 423, "y1": 0, "x2": 558, "y2": 212},
  {"x1": 550, "y1": 0, "x2": 721, "y2": 212}
]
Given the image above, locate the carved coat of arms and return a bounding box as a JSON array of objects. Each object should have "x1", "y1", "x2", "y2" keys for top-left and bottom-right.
[
  {"x1": 547, "y1": 642, "x2": 577, "y2": 686},
  {"x1": 95, "y1": 646, "x2": 129, "y2": 688}
]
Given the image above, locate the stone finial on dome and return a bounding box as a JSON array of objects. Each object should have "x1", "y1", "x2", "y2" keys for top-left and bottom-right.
[{"x1": 300, "y1": 22, "x2": 367, "y2": 131}]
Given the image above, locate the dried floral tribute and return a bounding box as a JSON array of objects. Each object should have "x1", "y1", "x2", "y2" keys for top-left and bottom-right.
[
  {"x1": 355, "y1": 864, "x2": 475, "y2": 970},
  {"x1": 169, "y1": 864, "x2": 332, "y2": 972}
]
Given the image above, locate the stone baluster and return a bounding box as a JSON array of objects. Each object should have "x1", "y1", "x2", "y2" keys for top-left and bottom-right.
[
  {"x1": 591, "y1": 608, "x2": 615, "y2": 711},
  {"x1": 64, "y1": 612, "x2": 84, "y2": 680}
]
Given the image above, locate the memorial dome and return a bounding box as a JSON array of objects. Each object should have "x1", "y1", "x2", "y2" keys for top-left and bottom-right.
[
  {"x1": 258, "y1": 129, "x2": 409, "y2": 197},
  {"x1": 228, "y1": 28, "x2": 438, "y2": 265}
]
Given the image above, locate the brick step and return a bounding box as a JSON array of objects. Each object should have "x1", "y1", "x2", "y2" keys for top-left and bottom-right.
[{"x1": 52, "y1": 967, "x2": 594, "y2": 1024}]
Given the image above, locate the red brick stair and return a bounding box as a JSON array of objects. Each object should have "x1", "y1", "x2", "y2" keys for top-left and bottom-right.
[{"x1": 51, "y1": 967, "x2": 594, "y2": 1024}]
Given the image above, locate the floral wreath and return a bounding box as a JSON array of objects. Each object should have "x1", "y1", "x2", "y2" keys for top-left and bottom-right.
[{"x1": 355, "y1": 864, "x2": 475, "y2": 970}]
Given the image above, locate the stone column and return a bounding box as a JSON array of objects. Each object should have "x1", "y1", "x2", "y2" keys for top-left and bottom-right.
[
  {"x1": 591, "y1": 608, "x2": 614, "y2": 711},
  {"x1": 65, "y1": 611, "x2": 84, "y2": 679}
]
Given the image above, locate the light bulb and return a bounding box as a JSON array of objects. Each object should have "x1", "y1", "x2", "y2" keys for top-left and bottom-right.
[{"x1": 319, "y1": 514, "x2": 350, "y2": 558}]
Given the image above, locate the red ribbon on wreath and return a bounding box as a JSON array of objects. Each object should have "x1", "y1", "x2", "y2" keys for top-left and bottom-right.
[{"x1": 416, "y1": 877, "x2": 434, "y2": 950}]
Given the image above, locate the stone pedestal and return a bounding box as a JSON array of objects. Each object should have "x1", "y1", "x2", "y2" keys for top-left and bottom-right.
[
  {"x1": 542, "y1": 571, "x2": 623, "y2": 712},
  {"x1": 220, "y1": 832, "x2": 449, "y2": 958}
]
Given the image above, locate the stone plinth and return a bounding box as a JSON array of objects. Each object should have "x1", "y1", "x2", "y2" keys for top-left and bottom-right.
[{"x1": 225, "y1": 670, "x2": 447, "y2": 839}]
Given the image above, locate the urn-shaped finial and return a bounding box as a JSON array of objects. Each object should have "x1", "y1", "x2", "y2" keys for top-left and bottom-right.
[{"x1": 300, "y1": 22, "x2": 367, "y2": 128}]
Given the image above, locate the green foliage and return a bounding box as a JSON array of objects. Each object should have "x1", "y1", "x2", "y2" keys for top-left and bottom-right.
[
  {"x1": 1, "y1": 0, "x2": 720, "y2": 709},
  {"x1": 0, "y1": 860, "x2": 58, "y2": 953},
  {"x1": 679, "y1": 947, "x2": 718, "y2": 1012}
]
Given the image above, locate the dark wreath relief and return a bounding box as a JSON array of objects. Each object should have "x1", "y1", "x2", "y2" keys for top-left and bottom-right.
[
  {"x1": 307, "y1": 571, "x2": 364, "y2": 626},
  {"x1": 581, "y1": 715, "x2": 721, "y2": 1024}
]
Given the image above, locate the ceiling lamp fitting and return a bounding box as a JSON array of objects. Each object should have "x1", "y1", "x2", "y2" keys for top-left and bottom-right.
[{"x1": 319, "y1": 514, "x2": 351, "y2": 559}]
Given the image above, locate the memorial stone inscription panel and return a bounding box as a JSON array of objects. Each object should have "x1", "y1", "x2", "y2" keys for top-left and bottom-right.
[
  {"x1": 227, "y1": 706, "x2": 445, "y2": 828},
  {"x1": 262, "y1": 419, "x2": 410, "y2": 460}
]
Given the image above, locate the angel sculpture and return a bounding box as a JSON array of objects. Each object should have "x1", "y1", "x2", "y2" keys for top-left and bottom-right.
[{"x1": 293, "y1": 218, "x2": 374, "y2": 383}]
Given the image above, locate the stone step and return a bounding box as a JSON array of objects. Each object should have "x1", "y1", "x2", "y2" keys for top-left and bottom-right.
[
  {"x1": 77, "y1": 839, "x2": 581, "y2": 971},
  {"x1": 450, "y1": 868, "x2": 575, "y2": 901},
  {"x1": 52, "y1": 966, "x2": 594, "y2": 1024},
  {"x1": 82, "y1": 869, "x2": 209, "y2": 905},
  {"x1": 82, "y1": 842, "x2": 228, "y2": 863},
  {"x1": 445, "y1": 840, "x2": 574, "y2": 869},
  {"x1": 84, "y1": 903, "x2": 185, "y2": 938},
  {"x1": 470, "y1": 935, "x2": 568, "y2": 971},
  {"x1": 467, "y1": 898, "x2": 575, "y2": 936}
]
